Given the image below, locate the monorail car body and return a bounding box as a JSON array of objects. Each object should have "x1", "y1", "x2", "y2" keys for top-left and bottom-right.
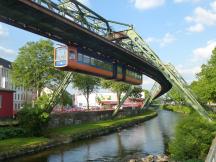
[{"x1": 54, "y1": 46, "x2": 143, "y2": 85}]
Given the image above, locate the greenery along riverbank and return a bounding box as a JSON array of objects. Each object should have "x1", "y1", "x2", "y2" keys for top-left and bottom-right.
[
  {"x1": 162, "y1": 105, "x2": 193, "y2": 114},
  {"x1": 0, "y1": 110, "x2": 157, "y2": 160}
]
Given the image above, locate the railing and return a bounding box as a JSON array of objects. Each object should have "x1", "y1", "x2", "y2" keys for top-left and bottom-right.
[{"x1": 206, "y1": 137, "x2": 216, "y2": 162}]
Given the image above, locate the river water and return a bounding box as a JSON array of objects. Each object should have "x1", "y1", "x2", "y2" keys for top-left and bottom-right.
[{"x1": 8, "y1": 110, "x2": 182, "y2": 162}]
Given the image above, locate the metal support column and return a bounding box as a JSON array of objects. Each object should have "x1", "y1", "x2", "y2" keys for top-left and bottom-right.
[{"x1": 112, "y1": 85, "x2": 135, "y2": 117}]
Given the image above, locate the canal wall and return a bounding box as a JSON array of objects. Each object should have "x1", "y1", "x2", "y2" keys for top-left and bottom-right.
[
  {"x1": 48, "y1": 108, "x2": 143, "y2": 128},
  {"x1": 0, "y1": 111, "x2": 157, "y2": 161}
]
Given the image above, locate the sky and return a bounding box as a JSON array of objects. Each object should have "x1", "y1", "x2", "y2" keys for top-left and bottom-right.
[{"x1": 0, "y1": 0, "x2": 216, "y2": 90}]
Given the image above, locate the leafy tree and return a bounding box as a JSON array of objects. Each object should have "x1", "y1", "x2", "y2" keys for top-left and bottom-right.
[
  {"x1": 72, "y1": 73, "x2": 100, "y2": 109},
  {"x1": 11, "y1": 39, "x2": 63, "y2": 98},
  {"x1": 101, "y1": 80, "x2": 130, "y2": 105},
  {"x1": 190, "y1": 48, "x2": 216, "y2": 104},
  {"x1": 167, "y1": 87, "x2": 185, "y2": 105},
  {"x1": 129, "y1": 86, "x2": 143, "y2": 98},
  {"x1": 60, "y1": 91, "x2": 73, "y2": 107}
]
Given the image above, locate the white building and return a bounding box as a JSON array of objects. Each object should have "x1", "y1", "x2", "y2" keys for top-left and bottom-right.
[
  {"x1": 0, "y1": 58, "x2": 33, "y2": 111},
  {"x1": 75, "y1": 92, "x2": 117, "y2": 108}
]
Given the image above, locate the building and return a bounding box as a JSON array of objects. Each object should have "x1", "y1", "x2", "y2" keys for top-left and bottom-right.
[
  {"x1": 0, "y1": 58, "x2": 33, "y2": 111},
  {"x1": 0, "y1": 88, "x2": 14, "y2": 118},
  {"x1": 75, "y1": 91, "x2": 145, "y2": 109}
]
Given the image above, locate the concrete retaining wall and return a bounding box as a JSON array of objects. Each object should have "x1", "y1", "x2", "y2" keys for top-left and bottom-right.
[{"x1": 48, "y1": 108, "x2": 144, "y2": 128}]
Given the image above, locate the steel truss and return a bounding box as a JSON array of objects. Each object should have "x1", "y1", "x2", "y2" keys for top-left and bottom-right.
[{"x1": 31, "y1": 0, "x2": 211, "y2": 120}]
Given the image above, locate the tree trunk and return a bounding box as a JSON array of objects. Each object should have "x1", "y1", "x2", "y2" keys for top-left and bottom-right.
[{"x1": 86, "y1": 87, "x2": 90, "y2": 110}]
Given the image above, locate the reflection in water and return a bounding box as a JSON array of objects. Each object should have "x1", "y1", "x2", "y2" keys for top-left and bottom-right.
[{"x1": 7, "y1": 110, "x2": 182, "y2": 162}]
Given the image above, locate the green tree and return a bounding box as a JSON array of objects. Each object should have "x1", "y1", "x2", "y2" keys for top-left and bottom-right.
[
  {"x1": 190, "y1": 48, "x2": 216, "y2": 104},
  {"x1": 129, "y1": 86, "x2": 143, "y2": 98},
  {"x1": 101, "y1": 80, "x2": 130, "y2": 105},
  {"x1": 11, "y1": 39, "x2": 62, "y2": 98},
  {"x1": 72, "y1": 73, "x2": 100, "y2": 109},
  {"x1": 167, "y1": 87, "x2": 185, "y2": 105}
]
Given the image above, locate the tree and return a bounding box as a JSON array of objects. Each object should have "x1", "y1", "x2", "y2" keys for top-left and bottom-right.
[
  {"x1": 129, "y1": 86, "x2": 143, "y2": 98},
  {"x1": 72, "y1": 73, "x2": 100, "y2": 109},
  {"x1": 101, "y1": 80, "x2": 130, "y2": 105},
  {"x1": 167, "y1": 87, "x2": 185, "y2": 105},
  {"x1": 190, "y1": 47, "x2": 216, "y2": 104},
  {"x1": 11, "y1": 39, "x2": 63, "y2": 98}
]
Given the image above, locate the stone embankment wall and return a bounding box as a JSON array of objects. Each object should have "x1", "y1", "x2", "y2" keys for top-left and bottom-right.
[{"x1": 49, "y1": 108, "x2": 144, "y2": 128}]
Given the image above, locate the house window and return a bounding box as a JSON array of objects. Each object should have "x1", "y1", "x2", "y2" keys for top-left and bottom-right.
[{"x1": 0, "y1": 95, "x2": 2, "y2": 109}]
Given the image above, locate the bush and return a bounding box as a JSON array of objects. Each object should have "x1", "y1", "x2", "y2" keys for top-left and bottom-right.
[
  {"x1": 0, "y1": 127, "x2": 26, "y2": 140},
  {"x1": 169, "y1": 113, "x2": 216, "y2": 161},
  {"x1": 163, "y1": 105, "x2": 193, "y2": 114},
  {"x1": 17, "y1": 102, "x2": 50, "y2": 136}
]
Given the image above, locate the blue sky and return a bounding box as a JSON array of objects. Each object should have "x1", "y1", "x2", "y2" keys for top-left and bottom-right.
[{"x1": 0, "y1": 0, "x2": 216, "y2": 89}]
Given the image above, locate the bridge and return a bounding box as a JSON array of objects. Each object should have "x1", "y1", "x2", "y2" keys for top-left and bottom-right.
[{"x1": 0, "y1": 0, "x2": 211, "y2": 120}]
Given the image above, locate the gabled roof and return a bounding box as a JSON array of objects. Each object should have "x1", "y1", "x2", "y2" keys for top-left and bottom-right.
[{"x1": 0, "y1": 58, "x2": 12, "y2": 69}]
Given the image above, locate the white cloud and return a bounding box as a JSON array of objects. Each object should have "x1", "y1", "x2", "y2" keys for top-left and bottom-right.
[
  {"x1": 185, "y1": 2, "x2": 216, "y2": 32},
  {"x1": 211, "y1": 1, "x2": 216, "y2": 11},
  {"x1": 187, "y1": 23, "x2": 204, "y2": 32},
  {"x1": 146, "y1": 32, "x2": 176, "y2": 47},
  {"x1": 0, "y1": 46, "x2": 17, "y2": 61},
  {"x1": 192, "y1": 40, "x2": 216, "y2": 61},
  {"x1": 175, "y1": 64, "x2": 201, "y2": 83},
  {"x1": 0, "y1": 24, "x2": 8, "y2": 37},
  {"x1": 130, "y1": 0, "x2": 165, "y2": 10},
  {"x1": 174, "y1": 0, "x2": 203, "y2": 4}
]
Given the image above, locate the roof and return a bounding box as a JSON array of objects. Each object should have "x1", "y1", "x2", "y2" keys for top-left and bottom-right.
[
  {"x1": 0, "y1": 58, "x2": 12, "y2": 69},
  {"x1": 0, "y1": 88, "x2": 15, "y2": 93}
]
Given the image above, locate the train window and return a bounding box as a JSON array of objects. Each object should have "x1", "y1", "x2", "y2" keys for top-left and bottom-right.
[
  {"x1": 117, "y1": 66, "x2": 122, "y2": 74},
  {"x1": 78, "y1": 53, "x2": 83, "y2": 62},
  {"x1": 83, "y1": 55, "x2": 90, "y2": 64},
  {"x1": 69, "y1": 51, "x2": 76, "y2": 60},
  {"x1": 91, "y1": 58, "x2": 95, "y2": 66}
]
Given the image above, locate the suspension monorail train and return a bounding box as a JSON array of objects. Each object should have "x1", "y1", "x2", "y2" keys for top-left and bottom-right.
[{"x1": 54, "y1": 45, "x2": 142, "y2": 85}]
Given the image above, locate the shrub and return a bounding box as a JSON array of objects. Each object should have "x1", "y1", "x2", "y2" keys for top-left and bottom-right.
[
  {"x1": 17, "y1": 95, "x2": 50, "y2": 136},
  {"x1": 169, "y1": 113, "x2": 216, "y2": 161},
  {"x1": 0, "y1": 127, "x2": 26, "y2": 140}
]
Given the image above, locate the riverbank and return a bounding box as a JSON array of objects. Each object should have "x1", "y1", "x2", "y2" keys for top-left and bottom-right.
[
  {"x1": 162, "y1": 105, "x2": 192, "y2": 114},
  {"x1": 0, "y1": 110, "x2": 157, "y2": 161}
]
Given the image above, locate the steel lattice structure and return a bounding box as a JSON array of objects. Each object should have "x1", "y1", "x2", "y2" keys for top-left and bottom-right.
[{"x1": 0, "y1": 0, "x2": 211, "y2": 120}]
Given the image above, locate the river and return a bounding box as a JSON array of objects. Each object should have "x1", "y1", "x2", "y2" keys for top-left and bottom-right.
[{"x1": 7, "y1": 110, "x2": 183, "y2": 162}]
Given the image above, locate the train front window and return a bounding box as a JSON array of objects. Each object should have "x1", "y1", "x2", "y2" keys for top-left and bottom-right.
[{"x1": 55, "y1": 47, "x2": 67, "y2": 67}]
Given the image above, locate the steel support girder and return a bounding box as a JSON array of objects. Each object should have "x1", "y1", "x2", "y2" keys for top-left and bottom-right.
[
  {"x1": 123, "y1": 29, "x2": 211, "y2": 121},
  {"x1": 112, "y1": 86, "x2": 135, "y2": 117}
]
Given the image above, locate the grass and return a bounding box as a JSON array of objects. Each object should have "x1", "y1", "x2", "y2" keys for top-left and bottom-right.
[
  {"x1": 0, "y1": 119, "x2": 19, "y2": 127},
  {"x1": 0, "y1": 110, "x2": 157, "y2": 155},
  {"x1": 46, "y1": 110, "x2": 157, "y2": 138},
  {"x1": 0, "y1": 137, "x2": 49, "y2": 153},
  {"x1": 162, "y1": 105, "x2": 192, "y2": 114}
]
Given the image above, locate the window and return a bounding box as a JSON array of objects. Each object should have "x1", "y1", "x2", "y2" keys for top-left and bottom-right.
[
  {"x1": 91, "y1": 58, "x2": 95, "y2": 66},
  {"x1": 0, "y1": 95, "x2": 2, "y2": 109},
  {"x1": 117, "y1": 66, "x2": 122, "y2": 74},
  {"x1": 69, "y1": 51, "x2": 76, "y2": 60},
  {"x1": 78, "y1": 53, "x2": 83, "y2": 62},
  {"x1": 83, "y1": 55, "x2": 90, "y2": 64}
]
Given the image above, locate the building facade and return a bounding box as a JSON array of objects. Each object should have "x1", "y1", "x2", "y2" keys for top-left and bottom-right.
[
  {"x1": 0, "y1": 58, "x2": 33, "y2": 111},
  {"x1": 0, "y1": 88, "x2": 14, "y2": 118}
]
